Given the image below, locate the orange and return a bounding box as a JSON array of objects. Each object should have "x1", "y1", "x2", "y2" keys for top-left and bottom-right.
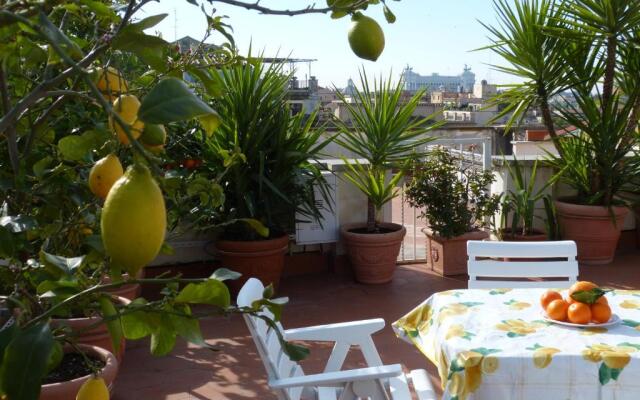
[
  {"x1": 567, "y1": 302, "x2": 592, "y2": 324},
  {"x1": 596, "y1": 295, "x2": 608, "y2": 305},
  {"x1": 546, "y1": 299, "x2": 569, "y2": 321},
  {"x1": 591, "y1": 303, "x2": 612, "y2": 324},
  {"x1": 568, "y1": 281, "x2": 598, "y2": 297},
  {"x1": 540, "y1": 290, "x2": 563, "y2": 309}
]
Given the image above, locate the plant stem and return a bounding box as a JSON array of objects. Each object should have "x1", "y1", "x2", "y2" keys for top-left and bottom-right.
[
  {"x1": 366, "y1": 198, "x2": 376, "y2": 232},
  {"x1": 0, "y1": 63, "x2": 20, "y2": 172},
  {"x1": 602, "y1": 35, "x2": 617, "y2": 111}
]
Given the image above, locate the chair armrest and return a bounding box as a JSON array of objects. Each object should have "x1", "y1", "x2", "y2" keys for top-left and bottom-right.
[
  {"x1": 269, "y1": 364, "x2": 403, "y2": 389},
  {"x1": 283, "y1": 318, "x2": 385, "y2": 342}
]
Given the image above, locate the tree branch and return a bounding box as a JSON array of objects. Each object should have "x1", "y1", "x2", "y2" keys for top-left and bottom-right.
[
  {"x1": 0, "y1": 64, "x2": 20, "y2": 172},
  {"x1": 210, "y1": 0, "x2": 368, "y2": 16}
]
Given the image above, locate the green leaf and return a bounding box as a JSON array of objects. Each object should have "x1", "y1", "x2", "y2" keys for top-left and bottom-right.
[
  {"x1": 175, "y1": 279, "x2": 230, "y2": 307},
  {"x1": 138, "y1": 78, "x2": 217, "y2": 124},
  {"x1": 599, "y1": 362, "x2": 612, "y2": 385},
  {"x1": 150, "y1": 315, "x2": 177, "y2": 356},
  {"x1": 121, "y1": 299, "x2": 155, "y2": 340},
  {"x1": 57, "y1": 135, "x2": 90, "y2": 161},
  {"x1": 0, "y1": 318, "x2": 18, "y2": 363},
  {"x1": 383, "y1": 5, "x2": 396, "y2": 23},
  {"x1": 160, "y1": 242, "x2": 175, "y2": 255},
  {"x1": 0, "y1": 226, "x2": 14, "y2": 258},
  {"x1": 571, "y1": 288, "x2": 609, "y2": 305},
  {"x1": 610, "y1": 367, "x2": 622, "y2": 381},
  {"x1": 112, "y1": 31, "x2": 167, "y2": 69},
  {"x1": 45, "y1": 341, "x2": 63, "y2": 374},
  {"x1": 0, "y1": 323, "x2": 54, "y2": 400},
  {"x1": 198, "y1": 112, "x2": 221, "y2": 137},
  {"x1": 130, "y1": 14, "x2": 168, "y2": 30},
  {"x1": 99, "y1": 296, "x2": 123, "y2": 355},
  {"x1": 210, "y1": 268, "x2": 241, "y2": 281},
  {"x1": 40, "y1": 251, "x2": 84, "y2": 275},
  {"x1": 239, "y1": 218, "x2": 269, "y2": 238},
  {"x1": 282, "y1": 342, "x2": 310, "y2": 362}
]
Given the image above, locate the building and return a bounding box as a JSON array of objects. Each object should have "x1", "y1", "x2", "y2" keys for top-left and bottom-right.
[{"x1": 401, "y1": 65, "x2": 476, "y2": 93}]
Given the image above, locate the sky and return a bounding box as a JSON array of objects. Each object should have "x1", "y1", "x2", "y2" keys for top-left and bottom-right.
[{"x1": 141, "y1": 0, "x2": 517, "y2": 88}]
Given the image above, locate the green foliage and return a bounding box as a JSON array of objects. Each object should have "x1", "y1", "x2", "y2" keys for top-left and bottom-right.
[
  {"x1": 500, "y1": 155, "x2": 555, "y2": 238},
  {"x1": 406, "y1": 148, "x2": 501, "y2": 239},
  {"x1": 333, "y1": 70, "x2": 441, "y2": 230},
  {"x1": 483, "y1": 0, "x2": 640, "y2": 207},
  {"x1": 206, "y1": 57, "x2": 333, "y2": 239}
]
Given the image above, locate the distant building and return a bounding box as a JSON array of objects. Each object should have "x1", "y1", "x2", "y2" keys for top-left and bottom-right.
[{"x1": 401, "y1": 65, "x2": 476, "y2": 93}]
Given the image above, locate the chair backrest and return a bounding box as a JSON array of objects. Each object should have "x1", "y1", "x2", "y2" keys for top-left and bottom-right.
[
  {"x1": 237, "y1": 278, "x2": 305, "y2": 400},
  {"x1": 467, "y1": 240, "x2": 579, "y2": 289}
]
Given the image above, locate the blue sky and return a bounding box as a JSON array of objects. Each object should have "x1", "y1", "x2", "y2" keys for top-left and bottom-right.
[{"x1": 141, "y1": 0, "x2": 516, "y2": 88}]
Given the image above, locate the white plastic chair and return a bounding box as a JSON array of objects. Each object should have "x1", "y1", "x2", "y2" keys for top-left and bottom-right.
[
  {"x1": 237, "y1": 278, "x2": 436, "y2": 400},
  {"x1": 467, "y1": 240, "x2": 579, "y2": 289}
]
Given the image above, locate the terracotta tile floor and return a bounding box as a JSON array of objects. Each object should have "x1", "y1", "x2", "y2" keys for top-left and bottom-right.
[{"x1": 113, "y1": 251, "x2": 640, "y2": 400}]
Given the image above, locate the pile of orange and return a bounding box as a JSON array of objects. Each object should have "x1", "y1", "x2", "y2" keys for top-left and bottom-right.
[{"x1": 540, "y1": 281, "x2": 612, "y2": 324}]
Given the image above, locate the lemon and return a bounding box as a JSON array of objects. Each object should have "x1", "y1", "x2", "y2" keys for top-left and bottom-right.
[
  {"x1": 533, "y1": 348, "x2": 560, "y2": 369},
  {"x1": 109, "y1": 94, "x2": 144, "y2": 145},
  {"x1": 95, "y1": 67, "x2": 128, "y2": 94},
  {"x1": 139, "y1": 124, "x2": 167, "y2": 146},
  {"x1": 89, "y1": 154, "x2": 124, "y2": 199},
  {"x1": 481, "y1": 356, "x2": 499, "y2": 374},
  {"x1": 101, "y1": 163, "x2": 166, "y2": 276},
  {"x1": 76, "y1": 376, "x2": 109, "y2": 400},
  {"x1": 602, "y1": 351, "x2": 631, "y2": 369},
  {"x1": 348, "y1": 14, "x2": 385, "y2": 61}
]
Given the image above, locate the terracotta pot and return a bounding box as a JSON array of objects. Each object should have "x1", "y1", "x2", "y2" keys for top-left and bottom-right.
[
  {"x1": 40, "y1": 344, "x2": 118, "y2": 400},
  {"x1": 424, "y1": 228, "x2": 489, "y2": 276},
  {"x1": 501, "y1": 229, "x2": 547, "y2": 242},
  {"x1": 555, "y1": 200, "x2": 628, "y2": 265},
  {"x1": 102, "y1": 271, "x2": 144, "y2": 301},
  {"x1": 341, "y1": 223, "x2": 406, "y2": 284},
  {"x1": 216, "y1": 234, "x2": 289, "y2": 292},
  {"x1": 51, "y1": 296, "x2": 130, "y2": 361}
]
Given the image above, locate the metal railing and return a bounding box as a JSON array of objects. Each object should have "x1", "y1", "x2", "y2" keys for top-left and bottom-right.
[{"x1": 395, "y1": 137, "x2": 492, "y2": 263}]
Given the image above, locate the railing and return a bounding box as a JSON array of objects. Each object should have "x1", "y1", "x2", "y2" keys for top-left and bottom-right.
[{"x1": 394, "y1": 137, "x2": 492, "y2": 263}]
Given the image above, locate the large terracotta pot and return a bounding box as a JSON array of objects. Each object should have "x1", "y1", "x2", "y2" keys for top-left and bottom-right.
[
  {"x1": 424, "y1": 228, "x2": 489, "y2": 276},
  {"x1": 40, "y1": 344, "x2": 118, "y2": 400},
  {"x1": 216, "y1": 234, "x2": 289, "y2": 292},
  {"x1": 341, "y1": 222, "x2": 406, "y2": 284},
  {"x1": 51, "y1": 296, "x2": 130, "y2": 361},
  {"x1": 555, "y1": 200, "x2": 629, "y2": 265}
]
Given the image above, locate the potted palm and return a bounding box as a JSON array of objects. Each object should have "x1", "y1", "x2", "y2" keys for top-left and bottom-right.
[
  {"x1": 406, "y1": 148, "x2": 501, "y2": 275},
  {"x1": 484, "y1": 0, "x2": 640, "y2": 264},
  {"x1": 208, "y1": 58, "x2": 332, "y2": 291},
  {"x1": 334, "y1": 71, "x2": 440, "y2": 284},
  {"x1": 499, "y1": 155, "x2": 557, "y2": 241}
]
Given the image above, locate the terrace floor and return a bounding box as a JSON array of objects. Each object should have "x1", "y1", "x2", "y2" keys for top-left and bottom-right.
[{"x1": 113, "y1": 250, "x2": 640, "y2": 400}]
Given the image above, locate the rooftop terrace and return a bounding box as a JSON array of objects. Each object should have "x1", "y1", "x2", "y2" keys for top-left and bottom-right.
[{"x1": 113, "y1": 250, "x2": 640, "y2": 399}]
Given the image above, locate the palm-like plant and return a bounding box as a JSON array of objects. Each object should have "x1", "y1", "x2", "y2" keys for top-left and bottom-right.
[
  {"x1": 334, "y1": 70, "x2": 442, "y2": 232},
  {"x1": 208, "y1": 58, "x2": 333, "y2": 239},
  {"x1": 483, "y1": 0, "x2": 640, "y2": 207}
]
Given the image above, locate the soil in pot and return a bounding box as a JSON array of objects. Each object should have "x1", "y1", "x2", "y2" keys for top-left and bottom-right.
[
  {"x1": 43, "y1": 353, "x2": 105, "y2": 384},
  {"x1": 555, "y1": 200, "x2": 628, "y2": 265},
  {"x1": 51, "y1": 296, "x2": 129, "y2": 360},
  {"x1": 341, "y1": 222, "x2": 406, "y2": 284},
  {"x1": 216, "y1": 234, "x2": 289, "y2": 293},
  {"x1": 425, "y1": 228, "x2": 489, "y2": 276},
  {"x1": 40, "y1": 344, "x2": 118, "y2": 400}
]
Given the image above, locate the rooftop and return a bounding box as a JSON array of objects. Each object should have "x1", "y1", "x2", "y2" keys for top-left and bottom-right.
[{"x1": 113, "y1": 251, "x2": 640, "y2": 399}]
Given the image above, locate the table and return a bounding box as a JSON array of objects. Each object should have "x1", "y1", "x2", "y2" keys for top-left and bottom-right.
[{"x1": 392, "y1": 288, "x2": 640, "y2": 400}]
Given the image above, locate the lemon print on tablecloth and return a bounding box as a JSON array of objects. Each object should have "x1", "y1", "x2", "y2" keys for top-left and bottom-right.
[
  {"x1": 438, "y1": 302, "x2": 483, "y2": 323},
  {"x1": 496, "y1": 319, "x2": 547, "y2": 337},
  {"x1": 620, "y1": 299, "x2": 640, "y2": 309},
  {"x1": 396, "y1": 304, "x2": 432, "y2": 336},
  {"x1": 582, "y1": 342, "x2": 640, "y2": 385},
  {"x1": 504, "y1": 299, "x2": 532, "y2": 310},
  {"x1": 622, "y1": 319, "x2": 640, "y2": 331},
  {"x1": 447, "y1": 348, "x2": 501, "y2": 400},
  {"x1": 446, "y1": 324, "x2": 476, "y2": 341},
  {"x1": 489, "y1": 288, "x2": 512, "y2": 295},
  {"x1": 440, "y1": 290, "x2": 463, "y2": 297},
  {"x1": 527, "y1": 344, "x2": 561, "y2": 369},
  {"x1": 582, "y1": 327, "x2": 609, "y2": 336}
]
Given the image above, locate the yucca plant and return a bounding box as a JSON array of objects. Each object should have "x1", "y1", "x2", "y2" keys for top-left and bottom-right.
[
  {"x1": 500, "y1": 155, "x2": 556, "y2": 238},
  {"x1": 483, "y1": 0, "x2": 640, "y2": 207},
  {"x1": 208, "y1": 58, "x2": 333, "y2": 240},
  {"x1": 333, "y1": 70, "x2": 442, "y2": 232}
]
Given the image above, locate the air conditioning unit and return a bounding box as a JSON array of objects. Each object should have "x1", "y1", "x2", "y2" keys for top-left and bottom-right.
[{"x1": 295, "y1": 171, "x2": 338, "y2": 245}]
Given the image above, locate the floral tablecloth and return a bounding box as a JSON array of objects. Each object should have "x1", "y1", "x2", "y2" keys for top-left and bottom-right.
[{"x1": 393, "y1": 288, "x2": 640, "y2": 400}]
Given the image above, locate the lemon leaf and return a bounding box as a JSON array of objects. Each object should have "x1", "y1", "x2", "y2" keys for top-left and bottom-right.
[
  {"x1": 175, "y1": 279, "x2": 231, "y2": 307},
  {"x1": 138, "y1": 78, "x2": 217, "y2": 124},
  {"x1": 239, "y1": 218, "x2": 270, "y2": 238},
  {"x1": 571, "y1": 288, "x2": 609, "y2": 305}
]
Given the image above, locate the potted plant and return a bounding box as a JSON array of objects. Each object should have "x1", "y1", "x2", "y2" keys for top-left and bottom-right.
[
  {"x1": 334, "y1": 71, "x2": 441, "y2": 284},
  {"x1": 499, "y1": 155, "x2": 556, "y2": 241},
  {"x1": 406, "y1": 148, "x2": 501, "y2": 275},
  {"x1": 484, "y1": 0, "x2": 640, "y2": 264},
  {"x1": 208, "y1": 58, "x2": 333, "y2": 291}
]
